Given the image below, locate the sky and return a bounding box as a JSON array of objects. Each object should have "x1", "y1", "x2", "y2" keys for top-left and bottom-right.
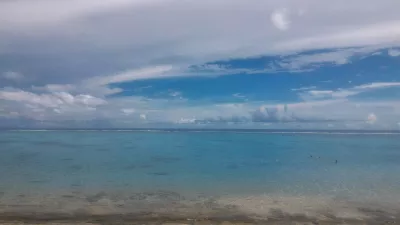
[{"x1": 1, "y1": 0, "x2": 400, "y2": 129}]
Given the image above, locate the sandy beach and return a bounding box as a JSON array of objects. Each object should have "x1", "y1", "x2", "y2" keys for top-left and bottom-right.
[{"x1": 0, "y1": 191, "x2": 399, "y2": 224}]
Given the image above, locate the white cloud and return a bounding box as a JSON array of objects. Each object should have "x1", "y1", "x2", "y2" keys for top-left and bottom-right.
[
  {"x1": 169, "y1": 91, "x2": 182, "y2": 97},
  {"x1": 367, "y1": 113, "x2": 377, "y2": 124},
  {"x1": 291, "y1": 86, "x2": 316, "y2": 91},
  {"x1": 277, "y1": 47, "x2": 383, "y2": 70},
  {"x1": 121, "y1": 108, "x2": 135, "y2": 115},
  {"x1": 1, "y1": 0, "x2": 400, "y2": 86},
  {"x1": 271, "y1": 8, "x2": 291, "y2": 31},
  {"x1": 273, "y1": 21, "x2": 400, "y2": 52},
  {"x1": 388, "y1": 49, "x2": 400, "y2": 57},
  {"x1": 2, "y1": 71, "x2": 24, "y2": 81},
  {"x1": 308, "y1": 90, "x2": 334, "y2": 97},
  {"x1": 1, "y1": 1, "x2": 400, "y2": 128},
  {"x1": 353, "y1": 82, "x2": 400, "y2": 90},
  {"x1": 140, "y1": 114, "x2": 147, "y2": 120},
  {"x1": 300, "y1": 82, "x2": 400, "y2": 100},
  {"x1": 89, "y1": 65, "x2": 174, "y2": 86},
  {"x1": 2, "y1": 86, "x2": 400, "y2": 128},
  {"x1": 176, "y1": 118, "x2": 197, "y2": 124},
  {"x1": 0, "y1": 89, "x2": 106, "y2": 112},
  {"x1": 233, "y1": 93, "x2": 246, "y2": 99},
  {"x1": 0, "y1": 0, "x2": 160, "y2": 30}
]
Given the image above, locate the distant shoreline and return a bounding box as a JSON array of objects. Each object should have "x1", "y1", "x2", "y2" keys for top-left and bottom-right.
[{"x1": 1, "y1": 128, "x2": 400, "y2": 135}]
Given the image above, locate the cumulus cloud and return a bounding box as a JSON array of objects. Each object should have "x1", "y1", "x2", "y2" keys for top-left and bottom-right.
[
  {"x1": 169, "y1": 91, "x2": 182, "y2": 97},
  {"x1": 271, "y1": 8, "x2": 291, "y2": 31},
  {"x1": 121, "y1": 108, "x2": 135, "y2": 115},
  {"x1": 140, "y1": 114, "x2": 147, "y2": 120},
  {"x1": 388, "y1": 49, "x2": 400, "y2": 57},
  {"x1": 195, "y1": 116, "x2": 250, "y2": 124},
  {"x1": 367, "y1": 113, "x2": 377, "y2": 124},
  {"x1": 1, "y1": 90, "x2": 399, "y2": 128},
  {"x1": 0, "y1": 89, "x2": 107, "y2": 122},
  {"x1": 1, "y1": 0, "x2": 400, "y2": 128},
  {"x1": 0, "y1": 90, "x2": 106, "y2": 108},
  {"x1": 250, "y1": 105, "x2": 336, "y2": 123},
  {"x1": 182, "y1": 100, "x2": 396, "y2": 127},
  {"x1": 176, "y1": 118, "x2": 197, "y2": 124}
]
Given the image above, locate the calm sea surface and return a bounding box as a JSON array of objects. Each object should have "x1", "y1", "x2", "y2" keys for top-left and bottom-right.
[{"x1": 0, "y1": 130, "x2": 399, "y2": 220}]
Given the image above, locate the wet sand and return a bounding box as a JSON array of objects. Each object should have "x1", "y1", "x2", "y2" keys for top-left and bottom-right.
[{"x1": 0, "y1": 191, "x2": 399, "y2": 224}]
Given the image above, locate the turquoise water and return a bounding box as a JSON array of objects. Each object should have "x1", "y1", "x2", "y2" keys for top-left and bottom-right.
[
  {"x1": 1, "y1": 131, "x2": 399, "y2": 197},
  {"x1": 0, "y1": 130, "x2": 400, "y2": 218}
]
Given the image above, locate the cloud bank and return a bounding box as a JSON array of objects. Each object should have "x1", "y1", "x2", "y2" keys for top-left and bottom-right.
[{"x1": 1, "y1": 0, "x2": 400, "y2": 129}]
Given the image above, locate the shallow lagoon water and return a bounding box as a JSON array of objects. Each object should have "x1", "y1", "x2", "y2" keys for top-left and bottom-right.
[{"x1": 0, "y1": 130, "x2": 399, "y2": 223}]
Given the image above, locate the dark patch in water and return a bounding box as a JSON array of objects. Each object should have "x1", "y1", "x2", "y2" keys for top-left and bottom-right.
[
  {"x1": 148, "y1": 172, "x2": 169, "y2": 176},
  {"x1": 29, "y1": 179, "x2": 49, "y2": 184},
  {"x1": 226, "y1": 164, "x2": 239, "y2": 169},
  {"x1": 14, "y1": 152, "x2": 40, "y2": 162},
  {"x1": 61, "y1": 194, "x2": 76, "y2": 199},
  {"x1": 0, "y1": 140, "x2": 17, "y2": 145},
  {"x1": 95, "y1": 148, "x2": 110, "y2": 152},
  {"x1": 151, "y1": 156, "x2": 181, "y2": 163},
  {"x1": 138, "y1": 164, "x2": 152, "y2": 169},
  {"x1": 382, "y1": 153, "x2": 400, "y2": 163},
  {"x1": 69, "y1": 165, "x2": 83, "y2": 172},
  {"x1": 86, "y1": 192, "x2": 108, "y2": 203},
  {"x1": 60, "y1": 157, "x2": 73, "y2": 162},
  {"x1": 123, "y1": 164, "x2": 137, "y2": 170},
  {"x1": 33, "y1": 141, "x2": 78, "y2": 148},
  {"x1": 70, "y1": 183, "x2": 82, "y2": 187}
]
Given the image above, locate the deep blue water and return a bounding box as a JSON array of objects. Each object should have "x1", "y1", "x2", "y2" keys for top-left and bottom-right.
[{"x1": 0, "y1": 130, "x2": 399, "y2": 202}]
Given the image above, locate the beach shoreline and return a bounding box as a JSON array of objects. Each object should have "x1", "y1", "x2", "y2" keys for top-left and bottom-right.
[
  {"x1": 0, "y1": 192, "x2": 399, "y2": 225},
  {"x1": 0, "y1": 209, "x2": 398, "y2": 224}
]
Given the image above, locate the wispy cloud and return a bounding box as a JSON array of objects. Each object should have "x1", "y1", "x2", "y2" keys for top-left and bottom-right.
[
  {"x1": 1, "y1": 71, "x2": 24, "y2": 81},
  {"x1": 1, "y1": 0, "x2": 400, "y2": 129},
  {"x1": 89, "y1": 65, "x2": 174, "y2": 86},
  {"x1": 299, "y1": 82, "x2": 400, "y2": 100},
  {"x1": 291, "y1": 86, "x2": 316, "y2": 91},
  {"x1": 276, "y1": 47, "x2": 383, "y2": 71}
]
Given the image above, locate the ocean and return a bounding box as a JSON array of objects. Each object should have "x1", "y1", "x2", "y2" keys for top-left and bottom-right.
[{"x1": 0, "y1": 130, "x2": 399, "y2": 223}]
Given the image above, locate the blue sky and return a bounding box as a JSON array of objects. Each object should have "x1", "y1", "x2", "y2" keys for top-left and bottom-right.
[{"x1": 1, "y1": 0, "x2": 400, "y2": 129}]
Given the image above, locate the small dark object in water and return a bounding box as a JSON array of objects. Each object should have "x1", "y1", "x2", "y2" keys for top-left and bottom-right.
[
  {"x1": 149, "y1": 172, "x2": 169, "y2": 176},
  {"x1": 310, "y1": 155, "x2": 313, "y2": 158},
  {"x1": 335, "y1": 160, "x2": 338, "y2": 164}
]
